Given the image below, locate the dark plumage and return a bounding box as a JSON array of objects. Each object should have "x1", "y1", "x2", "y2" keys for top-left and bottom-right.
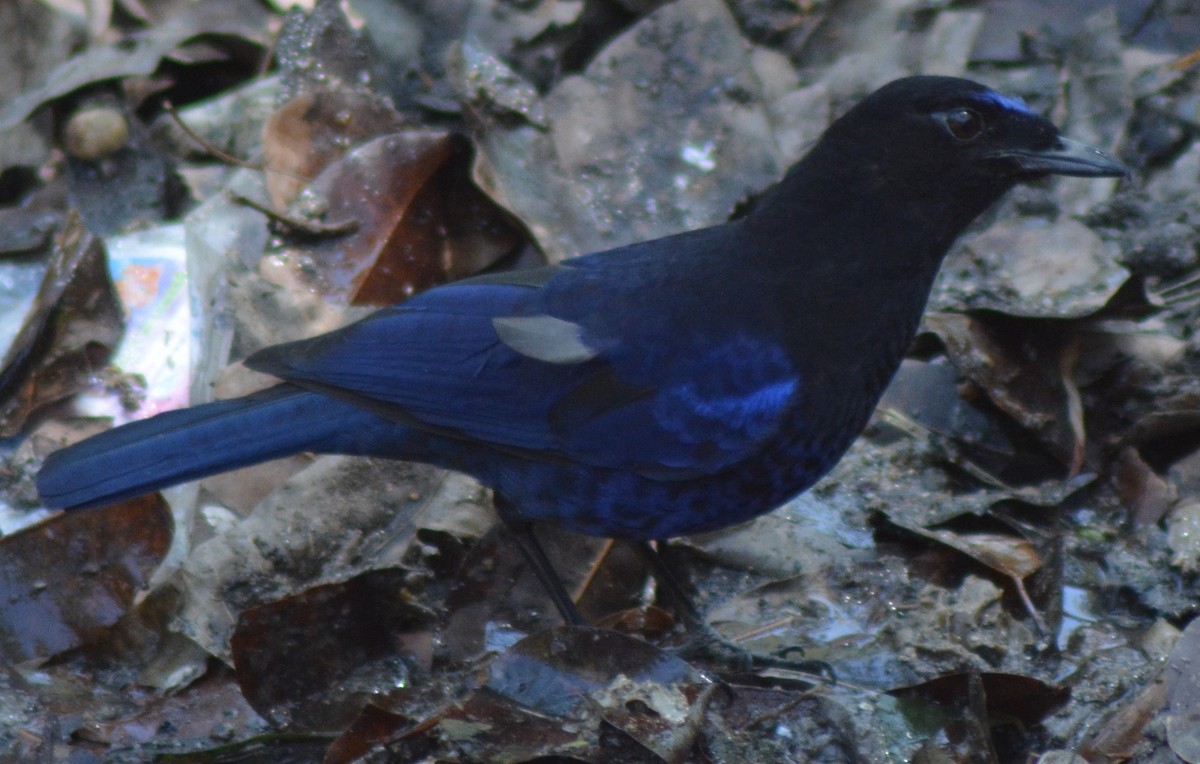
[{"x1": 37, "y1": 76, "x2": 1125, "y2": 621}]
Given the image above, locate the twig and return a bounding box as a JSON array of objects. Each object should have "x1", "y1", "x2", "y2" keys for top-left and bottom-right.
[
  {"x1": 229, "y1": 192, "x2": 360, "y2": 238},
  {"x1": 164, "y1": 100, "x2": 263, "y2": 170}
]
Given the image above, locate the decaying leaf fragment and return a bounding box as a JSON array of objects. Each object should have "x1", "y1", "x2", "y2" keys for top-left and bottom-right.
[{"x1": 0, "y1": 212, "x2": 123, "y2": 436}]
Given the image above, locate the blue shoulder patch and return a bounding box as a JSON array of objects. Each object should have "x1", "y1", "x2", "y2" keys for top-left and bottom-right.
[
  {"x1": 977, "y1": 90, "x2": 1034, "y2": 117},
  {"x1": 653, "y1": 336, "x2": 799, "y2": 447}
]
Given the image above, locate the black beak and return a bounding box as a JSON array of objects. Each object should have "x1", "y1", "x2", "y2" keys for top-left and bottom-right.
[{"x1": 996, "y1": 137, "x2": 1128, "y2": 178}]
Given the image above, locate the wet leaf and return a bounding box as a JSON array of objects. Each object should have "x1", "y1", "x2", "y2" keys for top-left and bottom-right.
[
  {"x1": 710, "y1": 675, "x2": 924, "y2": 758},
  {"x1": 0, "y1": 0, "x2": 270, "y2": 130},
  {"x1": 0, "y1": 205, "x2": 62, "y2": 256},
  {"x1": 282, "y1": 131, "x2": 525, "y2": 305},
  {"x1": 1078, "y1": 676, "x2": 1168, "y2": 763},
  {"x1": 455, "y1": 0, "x2": 587, "y2": 92},
  {"x1": 1168, "y1": 501, "x2": 1200, "y2": 573},
  {"x1": 172, "y1": 456, "x2": 474, "y2": 663},
  {"x1": 262, "y1": 89, "x2": 404, "y2": 211},
  {"x1": 274, "y1": 0, "x2": 378, "y2": 105},
  {"x1": 87, "y1": 669, "x2": 266, "y2": 748},
  {"x1": 231, "y1": 568, "x2": 436, "y2": 732},
  {"x1": 1121, "y1": 391, "x2": 1200, "y2": 448},
  {"x1": 924, "y1": 254, "x2": 1156, "y2": 478},
  {"x1": 1035, "y1": 751, "x2": 1090, "y2": 764},
  {"x1": 954, "y1": 219, "x2": 1124, "y2": 316},
  {"x1": 924, "y1": 312, "x2": 1086, "y2": 473},
  {"x1": 705, "y1": 573, "x2": 865, "y2": 673},
  {"x1": 878, "y1": 358, "x2": 1019, "y2": 475},
  {"x1": 488, "y1": 626, "x2": 706, "y2": 709},
  {"x1": 973, "y1": 0, "x2": 1200, "y2": 62},
  {"x1": 438, "y1": 686, "x2": 596, "y2": 762},
  {"x1": 1166, "y1": 617, "x2": 1200, "y2": 762},
  {"x1": 890, "y1": 517, "x2": 1050, "y2": 632},
  {"x1": 468, "y1": 0, "x2": 788, "y2": 262},
  {"x1": 970, "y1": 0, "x2": 1106, "y2": 63},
  {"x1": 452, "y1": 39, "x2": 549, "y2": 127},
  {"x1": 323, "y1": 704, "x2": 412, "y2": 764},
  {"x1": 890, "y1": 672, "x2": 1069, "y2": 729},
  {"x1": 904, "y1": 527, "x2": 1042, "y2": 581},
  {"x1": 0, "y1": 213, "x2": 123, "y2": 435},
  {"x1": 688, "y1": 471, "x2": 875, "y2": 576},
  {"x1": 0, "y1": 494, "x2": 171, "y2": 663},
  {"x1": 135, "y1": 632, "x2": 211, "y2": 693},
  {"x1": 435, "y1": 626, "x2": 713, "y2": 761},
  {"x1": 1113, "y1": 445, "x2": 1177, "y2": 526}
]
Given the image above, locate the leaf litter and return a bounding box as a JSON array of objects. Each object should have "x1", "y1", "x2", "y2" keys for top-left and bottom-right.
[{"x1": 0, "y1": 0, "x2": 1199, "y2": 761}]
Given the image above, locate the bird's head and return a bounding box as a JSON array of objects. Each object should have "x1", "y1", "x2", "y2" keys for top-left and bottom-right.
[{"x1": 823, "y1": 76, "x2": 1127, "y2": 189}]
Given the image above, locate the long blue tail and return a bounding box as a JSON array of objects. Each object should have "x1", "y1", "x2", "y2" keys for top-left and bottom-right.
[{"x1": 36, "y1": 384, "x2": 415, "y2": 510}]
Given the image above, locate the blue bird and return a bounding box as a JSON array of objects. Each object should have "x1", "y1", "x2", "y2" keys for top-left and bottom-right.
[{"x1": 37, "y1": 76, "x2": 1125, "y2": 628}]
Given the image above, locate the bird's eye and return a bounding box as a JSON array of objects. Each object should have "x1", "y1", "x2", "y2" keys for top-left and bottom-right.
[{"x1": 942, "y1": 108, "x2": 984, "y2": 140}]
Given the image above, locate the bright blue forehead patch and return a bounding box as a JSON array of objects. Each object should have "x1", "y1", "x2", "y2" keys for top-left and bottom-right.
[{"x1": 977, "y1": 90, "x2": 1035, "y2": 116}]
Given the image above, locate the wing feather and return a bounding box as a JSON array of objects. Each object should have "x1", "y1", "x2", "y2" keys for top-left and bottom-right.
[{"x1": 247, "y1": 230, "x2": 802, "y2": 478}]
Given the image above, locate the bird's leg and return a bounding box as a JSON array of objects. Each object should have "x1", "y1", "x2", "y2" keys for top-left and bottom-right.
[
  {"x1": 498, "y1": 513, "x2": 587, "y2": 626},
  {"x1": 635, "y1": 540, "x2": 836, "y2": 681},
  {"x1": 495, "y1": 496, "x2": 830, "y2": 679},
  {"x1": 634, "y1": 539, "x2": 707, "y2": 630}
]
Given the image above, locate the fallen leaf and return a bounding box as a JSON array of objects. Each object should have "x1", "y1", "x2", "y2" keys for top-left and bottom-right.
[
  {"x1": 1113, "y1": 445, "x2": 1177, "y2": 526},
  {"x1": 0, "y1": 494, "x2": 171, "y2": 663},
  {"x1": 1165, "y1": 618, "x2": 1200, "y2": 762},
  {"x1": 262, "y1": 89, "x2": 403, "y2": 211},
  {"x1": 231, "y1": 568, "x2": 436, "y2": 732},
  {"x1": 0, "y1": 0, "x2": 270, "y2": 130},
  {"x1": 0, "y1": 212, "x2": 123, "y2": 436},
  {"x1": 282, "y1": 131, "x2": 525, "y2": 305}
]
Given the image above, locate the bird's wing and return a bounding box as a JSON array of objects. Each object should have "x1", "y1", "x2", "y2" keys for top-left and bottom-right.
[{"x1": 247, "y1": 239, "x2": 801, "y2": 479}]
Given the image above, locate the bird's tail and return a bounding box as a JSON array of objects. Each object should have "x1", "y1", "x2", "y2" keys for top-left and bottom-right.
[{"x1": 36, "y1": 384, "x2": 412, "y2": 510}]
